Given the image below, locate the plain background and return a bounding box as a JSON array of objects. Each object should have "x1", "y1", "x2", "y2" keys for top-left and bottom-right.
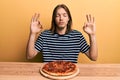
[{"x1": 0, "y1": 0, "x2": 120, "y2": 63}]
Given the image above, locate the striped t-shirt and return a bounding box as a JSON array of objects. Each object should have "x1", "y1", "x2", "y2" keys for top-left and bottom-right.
[{"x1": 35, "y1": 30, "x2": 90, "y2": 63}]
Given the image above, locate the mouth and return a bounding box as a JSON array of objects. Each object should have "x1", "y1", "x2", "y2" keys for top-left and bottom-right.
[{"x1": 58, "y1": 22, "x2": 64, "y2": 25}]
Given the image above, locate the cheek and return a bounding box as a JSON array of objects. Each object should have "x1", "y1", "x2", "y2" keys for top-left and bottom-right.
[
  {"x1": 55, "y1": 18, "x2": 59, "y2": 23},
  {"x1": 55, "y1": 18, "x2": 60, "y2": 25},
  {"x1": 65, "y1": 18, "x2": 69, "y2": 23}
]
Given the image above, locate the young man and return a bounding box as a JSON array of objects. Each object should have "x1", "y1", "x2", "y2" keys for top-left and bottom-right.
[{"x1": 26, "y1": 4, "x2": 98, "y2": 63}]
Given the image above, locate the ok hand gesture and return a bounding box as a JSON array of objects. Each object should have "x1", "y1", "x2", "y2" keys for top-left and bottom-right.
[
  {"x1": 30, "y1": 13, "x2": 42, "y2": 34},
  {"x1": 83, "y1": 14, "x2": 96, "y2": 36}
]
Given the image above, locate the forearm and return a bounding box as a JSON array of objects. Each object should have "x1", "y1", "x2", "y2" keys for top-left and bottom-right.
[
  {"x1": 26, "y1": 33, "x2": 38, "y2": 59},
  {"x1": 88, "y1": 34, "x2": 98, "y2": 61}
]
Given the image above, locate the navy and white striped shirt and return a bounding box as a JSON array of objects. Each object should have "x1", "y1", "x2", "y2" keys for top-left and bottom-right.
[{"x1": 35, "y1": 30, "x2": 90, "y2": 63}]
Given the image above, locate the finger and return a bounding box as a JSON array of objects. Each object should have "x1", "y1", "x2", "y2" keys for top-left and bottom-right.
[
  {"x1": 83, "y1": 22, "x2": 87, "y2": 31},
  {"x1": 32, "y1": 13, "x2": 40, "y2": 21},
  {"x1": 38, "y1": 21, "x2": 43, "y2": 29},
  {"x1": 40, "y1": 24, "x2": 43, "y2": 29},
  {"x1": 35, "y1": 13, "x2": 40, "y2": 21},
  {"x1": 86, "y1": 14, "x2": 90, "y2": 22},
  {"x1": 38, "y1": 21, "x2": 41, "y2": 25},
  {"x1": 34, "y1": 13, "x2": 39, "y2": 21},
  {"x1": 83, "y1": 22, "x2": 87, "y2": 28},
  {"x1": 92, "y1": 16, "x2": 95, "y2": 23},
  {"x1": 89, "y1": 14, "x2": 92, "y2": 22},
  {"x1": 38, "y1": 21, "x2": 42, "y2": 26},
  {"x1": 31, "y1": 15, "x2": 35, "y2": 22},
  {"x1": 31, "y1": 13, "x2": 36, "y2": 22},
  {"x1": 33, "y1": 13, "x2": 37, "y2": 21}
]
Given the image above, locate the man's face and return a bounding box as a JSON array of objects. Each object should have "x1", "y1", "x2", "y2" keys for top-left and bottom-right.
[{"x1": 55, "y1": 8, "x2": 69, "y2": 29}]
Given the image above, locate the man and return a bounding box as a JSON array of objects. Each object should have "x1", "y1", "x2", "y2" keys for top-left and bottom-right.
[{"x1": 26, "y1": 4, "x2": 98, "y2": 63}]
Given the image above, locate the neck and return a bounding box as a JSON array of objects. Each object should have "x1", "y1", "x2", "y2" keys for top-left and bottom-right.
[{"x1": 56, "y1": 27, "x2": 67, "y2": 35}]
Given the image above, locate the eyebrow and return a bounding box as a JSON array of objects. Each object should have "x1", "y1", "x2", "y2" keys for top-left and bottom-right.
[{"x1": 56, "y1": 13, "x2": 68, "y2": 15}]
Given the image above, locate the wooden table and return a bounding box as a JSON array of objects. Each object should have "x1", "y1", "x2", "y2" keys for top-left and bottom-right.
[{"x1": 0, "y1": 62, "x2": 120, "y2": 80}]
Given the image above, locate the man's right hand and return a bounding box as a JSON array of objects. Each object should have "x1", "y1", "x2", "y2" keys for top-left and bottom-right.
[{"x1": 30, "y1": 13, "x2": 42, "y2": 34}]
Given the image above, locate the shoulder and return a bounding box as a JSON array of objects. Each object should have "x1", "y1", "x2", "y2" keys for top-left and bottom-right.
[
  {"x1": 41, "y1": 30, "x2": 52, "y2": 34},
  {"x1": 40, "y1": 30, "x2": 53, "y2": 36},
  {"x1": 68, "y1": 30, "x2": 85, "y2": 39},
  {"x1": 69, "y1": 30, "x2": 83, "y2": 36},
  {"x1": 38, "y1": 30, "x2": 52, "y2": 39}
]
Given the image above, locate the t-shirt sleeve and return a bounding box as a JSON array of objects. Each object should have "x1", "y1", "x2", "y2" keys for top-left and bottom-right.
[
  {"x1": 34, "y1": 33, "x2": 43, "y2": 52},
  {"x1": 79, "y1": 34, "x2": 90, "y2": 53}
]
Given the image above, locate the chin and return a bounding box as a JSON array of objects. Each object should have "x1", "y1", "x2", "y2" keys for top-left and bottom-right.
[
  {"x1": 58, "y1": 25, "x2": 66, "y2": 28},
  {"x1": 58, "y1": 26, "x2": 65, "y2": 29}
]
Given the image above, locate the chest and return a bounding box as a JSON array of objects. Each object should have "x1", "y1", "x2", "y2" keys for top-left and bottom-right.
[{"x1": 43, "y1": 35, "x2": 80, "y2": 51}]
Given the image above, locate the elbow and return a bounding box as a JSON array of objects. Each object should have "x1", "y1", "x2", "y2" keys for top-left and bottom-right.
[
  {"x1": 90, "y1": 55, "x2": 98, "y2": 61},
  {"x1": 26, "y1": 55, "x2": 32, "y2": 60},
  {"x1": 91, "y1": 57, "x2": 97, "y2": 61},
  {"x1": 26, "y1": 52, "x2": 34, "y2": 60},
  {"x1": 89, "y1": 50, "x2": 98, "y2": 61},
  {"x1": 26, "y1": 51, "x2": 37, "y2": 60},
  {"x1": 26, "y1": 51, "x2": 31, "y2": 59}
]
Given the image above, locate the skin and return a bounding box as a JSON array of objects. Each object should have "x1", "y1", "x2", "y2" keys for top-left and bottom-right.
[
  {"x1": 83, "y1": 14, "x2": 98, "y2": 61},
  {"x1": 55, "y1": 8, "x2": 69, "y2": 35},
  {"x1": 26, "y1": 7, "x2": 98, "y2": 61}
]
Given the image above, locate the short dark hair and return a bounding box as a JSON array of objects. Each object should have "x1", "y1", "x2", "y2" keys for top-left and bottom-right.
[{"x1": 50, "y1": 4, "x2": 72, "y2": 34}]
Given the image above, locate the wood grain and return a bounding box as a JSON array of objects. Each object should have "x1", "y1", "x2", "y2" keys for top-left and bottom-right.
[{"x1": 0, "y1": 62, "x2": 120, "y2": 80}]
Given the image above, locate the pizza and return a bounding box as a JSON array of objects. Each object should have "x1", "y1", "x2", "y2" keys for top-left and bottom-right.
[{"x1": 42, "y1": 60, "x2": 77, "y2": 76}]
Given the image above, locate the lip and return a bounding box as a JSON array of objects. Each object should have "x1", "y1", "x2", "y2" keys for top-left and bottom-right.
[{"x1": 58, "y1": 22, "x2": 64, "y2": 25}]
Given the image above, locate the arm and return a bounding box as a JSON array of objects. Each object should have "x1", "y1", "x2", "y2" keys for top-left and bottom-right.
[
  {"x1": 26, "y1": 13, "x2": 43, "y2": 59},
  {"x1": 86, "y1": 34, "x2": 98, "y2": 61},
  {"x1": 83, "y1": 14, "x2": 98, "y2": 61},
  {"x1": 26, "y1": 33, "x2": 38, "y2": 59}
]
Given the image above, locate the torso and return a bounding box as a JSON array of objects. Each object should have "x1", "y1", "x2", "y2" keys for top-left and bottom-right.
[{"x1": 35, "y1": 30, "x2": 90, "y2": 63}]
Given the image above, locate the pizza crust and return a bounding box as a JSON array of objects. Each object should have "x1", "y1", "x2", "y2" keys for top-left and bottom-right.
[
  {"x1": 41, "y1": 61, "x2": 78, "y2": 76},
  {"x1": 42, "y1": 67, "x2": 77, "y2": 76},
  {"x1": 40, "y1": 63, "x2": 80, "y2": 80}
]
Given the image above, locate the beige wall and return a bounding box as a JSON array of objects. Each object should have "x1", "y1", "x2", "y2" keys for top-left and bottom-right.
[{"x1": 0, "y1": 0, "x2": 120, "y2": 63}]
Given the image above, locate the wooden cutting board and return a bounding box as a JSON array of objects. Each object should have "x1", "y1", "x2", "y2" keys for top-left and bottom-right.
[{"x1": 39, "y1": 66, "x2": 80, "y2": 80}]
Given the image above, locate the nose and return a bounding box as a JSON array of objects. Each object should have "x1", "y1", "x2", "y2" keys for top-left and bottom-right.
[{"x1": 60, "y1": 15, "x2": 63, "y2": 21}]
